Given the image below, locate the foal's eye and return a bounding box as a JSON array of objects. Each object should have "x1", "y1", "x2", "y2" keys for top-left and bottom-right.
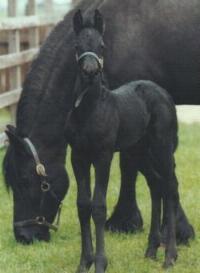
[
  {"x1": 101, "y1": 42, "x2": 105, "y2": 50},
  {"x1": 75, "y1": 44, "x2": 80, "y2": 51}
]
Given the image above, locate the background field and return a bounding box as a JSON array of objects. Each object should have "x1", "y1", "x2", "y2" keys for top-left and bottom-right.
[{"x1": 0, "y1": 123, "x2": 199, "y2": 273}]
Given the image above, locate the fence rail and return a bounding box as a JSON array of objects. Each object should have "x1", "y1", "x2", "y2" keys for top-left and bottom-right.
[
  {"x1": 0, "y1": 0, "x2": 73, "y2": 148},
  {"x1": 0, "y1": 15, "x2": 61, "y2": 31},
  {"x1": 0, "y1": 48, "x2": 39, "y2": 70},
  {"x1": 0, "y1": 88, "x2": 22, "y2": 109}
]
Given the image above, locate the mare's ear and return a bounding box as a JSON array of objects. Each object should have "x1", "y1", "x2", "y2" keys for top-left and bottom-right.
[
  {"x1": 73, "y1": 9, "x2": 83, "y2": 34},
  {"x1": 94, "y1": 9, "x2": 105, "y2": 34},
  {"x1": 5, "y1": 125, "x2": 28, "y2": 155}
]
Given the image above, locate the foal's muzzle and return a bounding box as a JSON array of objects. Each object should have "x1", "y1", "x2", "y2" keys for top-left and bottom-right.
[
  {"x1": 76, "y1": 51, "x2": 104, "y2": 79},
  {"x1": 82, "y1": 58, "x2": 99, "y2": 78}
]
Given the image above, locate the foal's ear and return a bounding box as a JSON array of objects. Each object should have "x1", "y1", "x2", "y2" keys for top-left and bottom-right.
[
  {"x1": 94, "y1": 9, "x2": 105, "y2": 34},
  {"x1": 73, "y1": 9, "x2": 83, "y2": 34}
]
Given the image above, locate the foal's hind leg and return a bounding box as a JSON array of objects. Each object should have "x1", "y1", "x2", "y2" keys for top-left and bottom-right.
[
  {"x1": 162, "y1": 170, "x2": 179, "y2": 268},
  {"x1": 149, "y1": 140, "x2": 179, "y2": 268},
  {"x1": 143, "y1": 171, "x2": 161, "y2": 260},
  {"x1": 71, "y1": 151, "x2": 94, "y2": 273},
  {"x1": 106, "y1": 152, "x2": 143, "y2": 233}
]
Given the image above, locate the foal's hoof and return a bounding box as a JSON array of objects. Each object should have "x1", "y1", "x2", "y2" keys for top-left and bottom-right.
[
  {"x1": 76, "y1": 266, "x2": 88, "y2": 273},
  {"x1": 145, "y1": 247, "x2": 157, "y2": 260},
  {"x1": 105, "y1": 210, "x2": 143, "y2": 233},
  {"x1": 163, "y1": 252, "x2": 178, "y2": 269},
  {"x1": 162, "y1": 258, "x2": 176, "y2": 269},
  {"x1": 76, "y1": 262, "x2": 93, "y2": 273}
]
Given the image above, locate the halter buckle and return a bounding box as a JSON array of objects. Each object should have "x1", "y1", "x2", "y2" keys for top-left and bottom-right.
[{"x1": 36, "y1": 163, "x2": 47, "y2": 177}]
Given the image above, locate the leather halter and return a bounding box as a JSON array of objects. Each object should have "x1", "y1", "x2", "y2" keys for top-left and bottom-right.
[
  {"x1": 74, "y1": 51, "x2": 104, "y2": 108},
  {"x1": 14, "y1": 138, "x2": 62, "y2": 232},
  {"x1": 76, "y1": 51, "x2": 104, "y2": 70}
]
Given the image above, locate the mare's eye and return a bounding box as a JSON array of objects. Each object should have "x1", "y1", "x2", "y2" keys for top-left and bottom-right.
[
  {"x1": 20, "y1": 176, "x2": 29, "y2": 187},
  {"x1": 21, "y1": 174, "x2": 32, "y2": 183}
]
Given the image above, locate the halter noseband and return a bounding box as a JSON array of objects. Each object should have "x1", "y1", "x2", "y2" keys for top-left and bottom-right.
[
  {"x1": 76, "y1": 51, "x2": 104, "y2": 70},
  {"x1": 14, "y1": 138, "x2": 62, "y2": 232}
]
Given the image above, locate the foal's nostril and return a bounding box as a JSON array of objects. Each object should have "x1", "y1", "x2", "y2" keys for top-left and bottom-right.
[{"x1": 83, "y1": 67, "x2": 97, "y2": 76}]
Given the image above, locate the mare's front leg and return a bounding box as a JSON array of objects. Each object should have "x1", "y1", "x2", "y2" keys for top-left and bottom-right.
[
  {"x1": 71, "y1": 150, "x2": 94, "y2": 273},
  {"x1": 93, "y1": 151, "x2": 113, "y2": 273},
  {"x1": 106, "y1": 152, "x2": 143, "y2": 233}
]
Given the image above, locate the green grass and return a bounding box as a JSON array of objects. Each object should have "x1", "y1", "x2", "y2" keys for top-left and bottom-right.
[
  {"x1": 0, "y1": 123, "x2": 199, "y2": 273},
  {"x1": 0, "y1": 109, "x2": 11, "y2": 132}
]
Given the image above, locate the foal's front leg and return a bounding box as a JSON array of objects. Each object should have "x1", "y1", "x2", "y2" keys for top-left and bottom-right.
[
  {"x1": 71, "y1": 150, "x2": 94, "y2": 273},
  {"x1": 93, "y1": 151, "x2": 113, "y2": 273}
]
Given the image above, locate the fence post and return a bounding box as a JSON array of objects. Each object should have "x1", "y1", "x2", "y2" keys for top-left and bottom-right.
[
  {"x1": 26, "y1": 0, "x2": 39, "y2": 48},
  {"x1": 8, "y1": 0, "x2": 21, "y2": 125},
  {"x1": 44, "y1": 0, "x2": 53, "y2": 14},
  {"x1": 44, "y1": 0, "x2": 54, "y2": 37},
  {"x1": 0, "y1": 72, "x2": 6, "y2": 94}
]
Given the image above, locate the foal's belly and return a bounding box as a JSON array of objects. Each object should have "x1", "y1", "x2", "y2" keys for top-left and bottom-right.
[{"x1": 115, "y1": 124, "x2": 147, "y2": 151}]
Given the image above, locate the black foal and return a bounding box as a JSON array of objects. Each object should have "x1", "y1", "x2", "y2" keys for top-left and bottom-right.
[{"x1": 67, "y1": 10, "x2": 180, "y2": 272}]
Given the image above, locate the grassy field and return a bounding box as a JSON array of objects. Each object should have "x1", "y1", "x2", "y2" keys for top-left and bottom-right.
[
  {"x1": 0, "y1": 109, "x2": 11, "y2": 132},
  {"x1": 0, "y1": 123, "x2": 199, "y2": 273}
]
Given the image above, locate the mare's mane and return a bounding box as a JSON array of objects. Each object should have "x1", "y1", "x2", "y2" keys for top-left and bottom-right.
[{"x1": 3, "y1": 0, "x2": 104, "y2": 188}]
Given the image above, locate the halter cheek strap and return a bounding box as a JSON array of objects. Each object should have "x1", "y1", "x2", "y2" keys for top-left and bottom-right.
[{"x1": 24, "y1": 138, "x2": 47, "y2": 177}]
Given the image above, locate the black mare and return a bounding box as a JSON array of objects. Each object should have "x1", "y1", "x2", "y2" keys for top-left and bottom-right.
[
  {"x1": 67, "y1": 10, "x2": 180, "y2": 271},
  {"x1": 3, "y1": 0, "x2": 198, "y2": 243}
]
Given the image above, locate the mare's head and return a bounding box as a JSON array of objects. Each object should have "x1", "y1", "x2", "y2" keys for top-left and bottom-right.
[
  {"x1": 73, "y1": 9, "x2": 105, "y2": 83},
  {"x1": 3, "y1": 125, "x2": 68, "y2": 244}
]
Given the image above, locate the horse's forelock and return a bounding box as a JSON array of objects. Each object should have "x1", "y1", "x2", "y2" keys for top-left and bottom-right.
[{"x1": 3, "y1": 146, "x2": 17, "y2": 190}]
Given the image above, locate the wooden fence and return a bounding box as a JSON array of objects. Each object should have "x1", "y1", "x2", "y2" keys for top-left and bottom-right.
[{"x1": 0, "y1": 0, "x2": 73, "y2": 148}]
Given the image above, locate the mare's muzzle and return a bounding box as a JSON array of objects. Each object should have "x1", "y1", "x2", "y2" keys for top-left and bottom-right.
[{"x1": 13, "y1": 137, "x2": 63, "y2": 243}]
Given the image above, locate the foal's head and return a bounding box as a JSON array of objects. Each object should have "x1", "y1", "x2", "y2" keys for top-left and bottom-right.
[{"x1": 73, "y1": 9, "x2": 105, "y2": 82}]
